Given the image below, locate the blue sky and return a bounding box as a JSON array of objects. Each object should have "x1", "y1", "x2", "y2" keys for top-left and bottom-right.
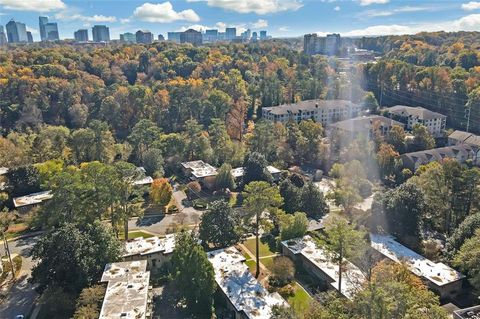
[{"x1": 0, "y1": 0, "x2": 479, "y2": 41}]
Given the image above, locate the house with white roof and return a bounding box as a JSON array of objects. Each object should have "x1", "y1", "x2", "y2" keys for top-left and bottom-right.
[
  {"x1": 13, "y1": 190, "x2": 53, "y2": 213},
  {"x1": 207, "y1": 247, "x2": 288, "y2": 319},
  {"x1": 231, "y1": 166, "x2": 282, "y2": 183},
  {"x1": 181, "y1": 160, "x2": 218, "y2": 189},
  {"x1": 122, "y1": 234, "x2": 176, "y2": 269},
  {"x1": 281, "y1": 235, "x2": 366, "y2": 300},
  {"x1": 99, "y1": 260, "x2": 153, "y2": 319},
  {"x1": 370, "y1": 233, "x2": 465, "y2": 299}
]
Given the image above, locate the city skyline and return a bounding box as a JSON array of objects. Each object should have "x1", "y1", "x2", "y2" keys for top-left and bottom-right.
[{"x1": 0, "y1": 0, "x2": 479, "y2": 41}]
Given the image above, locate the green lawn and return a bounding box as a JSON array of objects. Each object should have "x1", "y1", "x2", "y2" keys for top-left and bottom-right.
[
  {"x1": 244, "y1": 259, "x2": 257, "y2": 274},
  {"x1": 259, "y1": 256, "x2": 282, "y2": 270},
  {"x1": 244, "y1": 237, "x2": 278, "y2": 258},
  {"x1": 288, "y1": 282, "x2": 312, "y2": 317},
  {"x1": 125, "y1": 231, "x2": 155, "y2": 239}
]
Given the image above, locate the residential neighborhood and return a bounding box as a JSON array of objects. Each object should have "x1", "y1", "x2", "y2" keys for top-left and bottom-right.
[{"x1": 1, "y1": 3, "x2": 480, "y2": 319}]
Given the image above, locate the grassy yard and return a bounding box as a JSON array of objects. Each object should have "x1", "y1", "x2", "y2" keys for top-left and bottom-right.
[
  {"x1": 288, "y1": 282, "x2": 312, "y2": 316},
  {"x1": 259, "y1": 256, "x2": 281, "y2": 270},
  {"x1": 0, "y1": 255, "x2": 23, "y2": 283},
  {"x1": 121, "y1": 230, "x2": 156, "y2": 240},
  {"x1": 244, "y1": 259, "x2": 257, "y2": 274},
  {"x1": 244, "y1": 237, "x2": 278, "y2": 258},
  {"x1": 5, "y1": 223, "x2": 30, "y2": 239}
]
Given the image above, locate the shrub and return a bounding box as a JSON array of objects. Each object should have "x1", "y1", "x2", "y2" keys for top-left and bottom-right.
[
  {"x1": 271, "y1": 257, "x2": 295, "y2": 287},
  {"x1": 278, "y1": 284, "x2": 295, "y2": 298}
]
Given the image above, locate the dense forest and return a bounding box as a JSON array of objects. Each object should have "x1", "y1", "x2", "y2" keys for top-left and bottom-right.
[{"x1": 358, "y1": 31, "x2": 480, "y2": 133}]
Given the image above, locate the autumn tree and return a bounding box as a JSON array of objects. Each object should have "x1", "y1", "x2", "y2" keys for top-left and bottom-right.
[{"x1": 150, "y1": 178, "x2": 172, "y2": 208}]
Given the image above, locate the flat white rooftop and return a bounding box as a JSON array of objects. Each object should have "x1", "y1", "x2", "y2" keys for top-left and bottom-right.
[
  {"x1": 0, "y1": 167, "x2": 8, "y2": 175},
  {"x1": 181, "y1": 160, "x2": 218, "y2": 178},
  {"x1": 282, "y1": 235, "x2": 365, "y2": 300},
  {"x1": 207, "y1": 247, "x2": 288, "y2": 319},
  {"x1": 123, "y1": 234, "x2": 176, "y2": 258},
  {"x1": 13, "y1": 190, "x2": 53, "y2": 208},
  {"x1": 132, "y1": 176, "x2": 154, "y2": 186},
  {"x1": 100, "y1": 260, "x2": 151, "y2": 319},
  {"x1": 231, "y1": 166, "x2": 281, "y2": 178},
  {"x1": 370, "y1": 233, "x2": 465, "y2": 287}
]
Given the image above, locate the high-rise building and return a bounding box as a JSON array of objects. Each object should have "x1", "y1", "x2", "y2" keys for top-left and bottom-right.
[
  {"x1": 74, "y1": 29, "x2": 89, "y2": 42},
  {"x1": 241, "y1": 29, "x2": 251, "y2": 40},
  {"x1": 167, "y1": 32, "x2": 182, "y2": 43},
  {"x1": 39, "y1": 16, "x2": 48, "y2": 41},
  {"x1": 6, "y1": 20, "x2": 28, "y2": 43},
  {"x1": 27, "y1": 31, "x2": 33, "y2": 43},
  {"x1": 325, "y1": 33, "x2": 341, "y2": 56},
  {"x1": 158, "y1": 34, "x2": 165, "y2": 41},
  {"x1": 180, "y1": 29, "x2": 202, "y2": 46},
  {"x1": 92, "y1": 25, "x2": 110, "y2": 42},
  {"x1": 204, "y1": 29, "x2": 218, "y2": 43},
  {"x1": 251, "y1": 32, "x2": 258, "y2": 42},
  {"x1": 303, "y1": 33, "x2": 327, "y2": 55},
  {"x1": 259, "y1": 30, "x2": 267, "y2": 40},
  {"x1": 39, "y1": 17, "x2": 59, "y2": 41},
  {"x1": 44, "y1": 23, "x2": 59, "y2": 41},
  {"x1": 120, "y1": 32, "x2": 135, "y2": 43},
  {"x1": 136, "y1": 30, "x2": 153, "y2": 44},
  {"x1": 225, "y1": 27, "x2": 236, "y2": 40},
  {"x1": 0, "y1": 26, "x2": 7, "y2": 45}
]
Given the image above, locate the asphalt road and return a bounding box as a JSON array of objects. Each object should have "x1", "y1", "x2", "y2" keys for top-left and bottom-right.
[
  {"x1": 0, "y1": 236, "x2": 39, "y2": 319},
  {"x1": 129, "y1": 189, "x2": 203, "y2": 235}
]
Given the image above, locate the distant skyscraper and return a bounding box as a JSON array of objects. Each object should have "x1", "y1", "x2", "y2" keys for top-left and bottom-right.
[
  {"x1": 225, "y1": 27, "x2": 236, "y2": 40},
  {"x1": 0, "y1": 26, "x2": 7, "y2": 45},
  {"x1": 241, "y1": 29, "x2": 251, "y2": 40},
  {"x1": 303, "y1": 33, "x2": 326, "y2": 55},
  {"x1": 204, "y1": 29, "x2": 218, "y2": 43},
  {"x1": 27, "y1": 31, "x2": 33, "y2": 43},
  {"x1": 252, "y1": 32, "x2": 258, "y2": 42},
  {"x1": 326, "y1": 33, "x2": 341, "y2": 56},
  {"x1": 136, "y1": 30, "x2": 153, "y2": 44},
  {"x1": 39, "y1": 16, "x2": 48, "y2": 41},
  {"x1": 120, "y1": 32, "x2": 136, "y2": 43},
  {"x1": 92, "y1": 25, "x2": 110, "y2": 42},
  {"x1": 6, "y1": 20, "x2": 28, "y2": 43},
  {"x1": 158, "y1": 34, "x2": 165, "y2": 41},
  {"x1": 167, "y1": 32, "x2": 182, "y2": 43},
  {"x1": 39, "y1": 17, "x2": 59, "y2": 41},
  {"x1": 259, "y1": 30, "x2": 267, "y2": 40},
  {"x1": 74, "y1": 29, "x2": 89, "y2": 42},
  {"x1": 180, "y1": 29, "x2": 202, "y2": 46},
  {"x1": 44, "y1": 23, "x2": 59, "y2": 41}
]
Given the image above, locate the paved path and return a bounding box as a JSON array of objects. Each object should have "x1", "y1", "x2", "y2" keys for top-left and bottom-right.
[
  {"x1": 0, "y1": 236, "x2": 39, "y2": 319},
  {"x1": 129, "y1": 189, "x2": 203, "y2": 236}
]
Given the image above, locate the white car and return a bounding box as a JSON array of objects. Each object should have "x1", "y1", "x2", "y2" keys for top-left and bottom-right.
[{"x1": 15, "y1": 315, "x2": 25, "y2": 319}]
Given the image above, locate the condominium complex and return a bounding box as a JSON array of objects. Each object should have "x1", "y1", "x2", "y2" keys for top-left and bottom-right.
[
  {"x1": 39, "y1": 16, "x2": 59, "y2": 41},
  {"x1": 304, "y1": 33, "x2": 341, "y2": 56},
  {"x1": 136, "y1": 30, "x2": 154, "y2": 44},
  {"x1": 386, "y1": 105, "x2": 446, "y2": 137},
  {"x1": 262, "y1": 99, "x2": 362, "y2": 126}
]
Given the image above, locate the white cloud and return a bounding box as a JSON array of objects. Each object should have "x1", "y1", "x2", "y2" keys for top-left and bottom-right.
[
  {"x1": 187, "y1": 0, "x2": 303, "y2": 15},
  {"x1": 120, "y1": 18, "x2": 131, "y2": 24},
  {"x1": 363, "y1": 6, "x2": 430, "y2": 18},
  {"x1": 55, "y1": 11, "x2": 117, "y2": 23},
  {"x1": 316, "y1": 13, "x2": 480, "y2": 36},
  {"x1": 0, "y1": 0, "x2": 66, "y2": 12},
  {"x1": 278, "y1": 26, "x2": 291, "y2": 32},
  {"x1": 359, "y1": 0, "x2": 389, "y2": 6},
  {"x1": 462, "y1": 1, "x2": 480, "y2": 11},
  {"x1": 334, "y1": 6, "x2": 341, "y2": 11},
  {"x1": 134, "y1": 2, "x2": 200, "y2": 23},
  {"x1": 252, "y1": 19, "x2": 268, "y2": 28}
]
